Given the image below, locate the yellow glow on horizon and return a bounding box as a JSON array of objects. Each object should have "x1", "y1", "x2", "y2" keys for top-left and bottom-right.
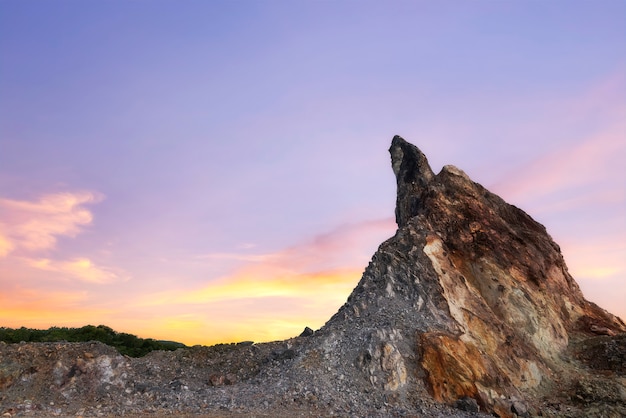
[
  {"x1": 0, "y1": 266, "x2": 362, "y2": 346},
  {"x1": 131, "y1": 314, "x2": 319, "y2": 346},
  {"x1": 0, "y1": 197, "x2": 387, "y2": 346},
  {"x1": 139, "y1": 268, "x2": 360, "y2": 307},
  {"x1": 127, "y1": 268, "x2": 362, "y2": 345},
  {"x1": 0, "y1": 289, "x2": 114, "y2": 330},
  {"x1": 1, "y1": 189, "x2": 622, "y2": 347}
]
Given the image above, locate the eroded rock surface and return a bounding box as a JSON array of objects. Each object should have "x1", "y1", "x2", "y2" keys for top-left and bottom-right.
[{"x1": 1, "y1": 136, "x2": 624, "y2": 417}]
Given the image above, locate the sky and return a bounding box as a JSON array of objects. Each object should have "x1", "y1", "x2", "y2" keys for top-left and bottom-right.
[{"x1": 0, "y1": 1, "x2": 624, "y2": 346}]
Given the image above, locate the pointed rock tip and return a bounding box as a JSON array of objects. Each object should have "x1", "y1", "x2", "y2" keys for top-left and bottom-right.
[
  {"x1": 391, "y1": 134, "x2": 408, "y2": 147},
  {"x1": 389, "y1": 135, "x2": 435, "y2": 182},
  {"x1": 390, "y1": 135, "x2": 426, "y2": 157},
  {"x1": 389, "y1": 136, "x2": 436, "y2": 227}
]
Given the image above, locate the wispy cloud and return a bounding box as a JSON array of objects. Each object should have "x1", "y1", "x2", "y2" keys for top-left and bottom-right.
[
  {"x1": 25, "y1": 257, "x2": 123, "y2": 284},
  {"x1": 0, "y1": 191, "x2": 102, "y2": 256},
  {"x1": 489, "y1": 121, "x2": 626, "y2": 283},
  {"x1": 143, "y1": 268, "x2": 361, "y2": 307},
  {"x1": 0, "y1": 213, "x2": 395, "y2": 344},
  {"x1": 487, "y1": 74, "x2": 626, "y2": 316},
  {"x1": 0, "y1": 233, "x2": 14, "y2": 257},
  {"x1": 198, "y1": 252, "x2": 279, "y2": 263},
  {"x1": 491, "y1": 120, "x2": 625, "y2": 209},
  {"x1": 489, "y1": 69, "x2": 626, "y2": 211},
  {"x1": 136, "y1": 218, "x2": 396, "y2": 344},
  {"x1": 198, "y1": 218, "x2": 395, "y2": 275},
  {"x1": 0, "y1": 191, "x2": 127, "y2": 285}
]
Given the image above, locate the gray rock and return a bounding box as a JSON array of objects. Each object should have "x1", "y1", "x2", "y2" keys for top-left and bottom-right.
[
  {"x1": 299, "y1": 327, "x2": 314, "y2": 337},
  {"x1": 1, "y1": 135, "x2": 625, "y2": 418},
  {"x1": 455, "y1": 397, "x2": 480, "y2": 412}
]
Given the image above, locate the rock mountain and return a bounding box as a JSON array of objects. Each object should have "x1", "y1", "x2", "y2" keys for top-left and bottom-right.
[{"x1": 1, "y1": 136, "x2": 625, "y2": 417}]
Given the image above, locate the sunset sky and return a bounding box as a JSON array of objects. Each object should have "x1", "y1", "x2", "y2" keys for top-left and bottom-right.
[{"x1": 1, "y1": 1, "x2": 624, "y2": 346}]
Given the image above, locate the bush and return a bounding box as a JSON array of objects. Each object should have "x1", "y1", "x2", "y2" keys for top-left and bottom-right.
[{"x1": 0, "y1": 325, "x2": 186, "y2": 357}]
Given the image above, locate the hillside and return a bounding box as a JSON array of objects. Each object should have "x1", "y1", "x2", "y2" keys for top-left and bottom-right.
[{"x1": 1, "y1": 136, "x2": 624, "y2": 417}]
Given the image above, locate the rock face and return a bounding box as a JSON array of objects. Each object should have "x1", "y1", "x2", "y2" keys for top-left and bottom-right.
[
  {"x1": 1, "y1": 135, "x2": 625, "y2": 417},
  {"x1": 313, "y1": 136, "x2": 625, "y2": 416}
]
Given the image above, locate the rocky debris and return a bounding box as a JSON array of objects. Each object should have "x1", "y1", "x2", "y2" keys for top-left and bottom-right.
[
  {"x1": 455, "y1": 396, "x2": 480, "y2": 413},
  {"x1": 1, "y1": 135, "x2": 625, "y2": 417},
  {"x1": 571, "y1": 334, "x2": 626, "y2": 374}
]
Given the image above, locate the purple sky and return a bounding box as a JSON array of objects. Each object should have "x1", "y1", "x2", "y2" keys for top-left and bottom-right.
[{"x1": 1, "y1": 1, "x2": 624, "y2": 345}]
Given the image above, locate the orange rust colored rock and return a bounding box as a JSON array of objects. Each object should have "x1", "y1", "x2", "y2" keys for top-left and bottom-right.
[
  {"x1": 420, "y1": 333, "x2": 486, "y2": 403},
  {"x1": 420, "y1": 332, "x2": 516, "y2": 417}
]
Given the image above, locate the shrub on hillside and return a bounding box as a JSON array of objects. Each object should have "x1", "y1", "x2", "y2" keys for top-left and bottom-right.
[{"x1": 0, "y1": 325, "x2": 186, "y2": 357}]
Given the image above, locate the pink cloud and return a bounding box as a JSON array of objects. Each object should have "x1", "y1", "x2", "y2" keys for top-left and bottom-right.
[
  {"x1": 490, "y1": 120, "x2": 625, "y2": 208},
  {"x1": 0, "y1": 191, "x2": 103, "y2": 256},
  {"x1": 0, "y1": 213, "x2": 396, "y2": 344},
  {"x1": 257, "y1": 217, "x2": 396, "y2": 272},
  {"x1": 0, "y1": 233, "x2": 13, "y2": 257},
  {"x1": 197, "y1": 217, "x2": 396, "y2": 277},
  {"x1": 134, "y1": 218, "x2": 397, "y2": 344},
  {"x1": 0, "y1": 191, "x2": 127, "y2": 287},
  {"x1": 485, "y1": 72, "x2": 626, "y2": 324}
]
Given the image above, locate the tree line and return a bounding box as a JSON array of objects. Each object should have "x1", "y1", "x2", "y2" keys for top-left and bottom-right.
[{"x1": 0, "y1": 325, "x2": 186, "y2": 357}]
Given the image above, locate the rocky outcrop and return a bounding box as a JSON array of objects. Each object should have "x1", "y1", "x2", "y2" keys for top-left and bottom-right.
[
  {"x1": 315, "y1": 136, "x2": 625, "y2": 416},
  {"x1": 1, "y1": 135, "x2": 625, "y2": 417}
]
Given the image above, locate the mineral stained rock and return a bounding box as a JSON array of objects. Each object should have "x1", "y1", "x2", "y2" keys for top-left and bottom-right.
[
  {"x1": 318, "y1": 135, "x2": 625, "y2": 417},
  {"x1": 1, "y1": 135, "x2": 624, "y2": 417}
]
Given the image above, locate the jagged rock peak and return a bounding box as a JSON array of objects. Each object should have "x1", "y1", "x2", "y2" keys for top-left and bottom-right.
[
  {"x1": 390, "y1": 135, "x2": 474, "y2": 228},
  {"x1": 389, "y1": 135, "x2": 435, "y2": 227},
  {"x1": 389, "y1": 135, "x2": 434, "y2": 179},
  {"x1": 1, "y1": 135, "x2": 625, "y2": 418},
  {"x1": 330, "y1": 134, "x2": 626, "y2": 416}
]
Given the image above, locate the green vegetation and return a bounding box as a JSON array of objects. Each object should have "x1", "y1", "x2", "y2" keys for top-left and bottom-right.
[{"x1": 0, "y1": 325, "x2": 186, "y2": 357}]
